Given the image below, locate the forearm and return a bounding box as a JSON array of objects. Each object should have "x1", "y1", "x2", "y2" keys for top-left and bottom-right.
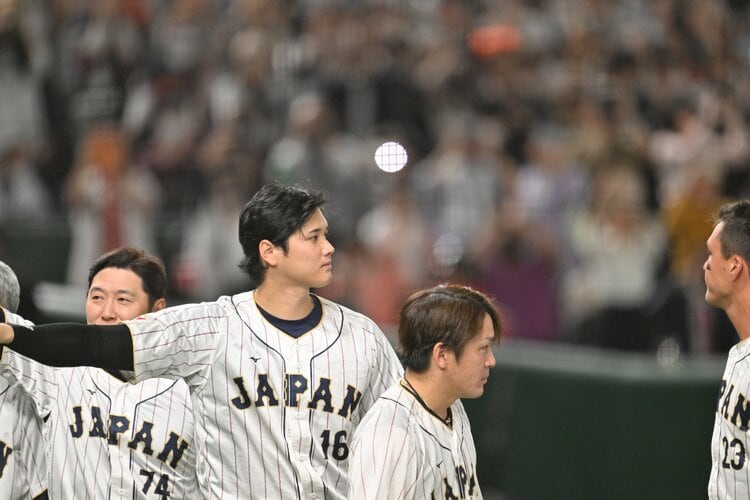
[{"x1": 1, "y1": 323, "x2": 134, "y2": 371}]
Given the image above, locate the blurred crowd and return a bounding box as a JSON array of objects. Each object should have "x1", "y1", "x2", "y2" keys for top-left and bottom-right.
[{"x1": 0, "y1": 0, "x2": 749, "y2": 354}]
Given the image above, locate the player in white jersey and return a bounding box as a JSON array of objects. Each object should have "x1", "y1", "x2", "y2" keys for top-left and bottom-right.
[
  {"x1": 348, "y1": 283, "x2": 503, "y2": 499},
  {"x1": 705, "y1": 200, "x2": 750, "y2": 499},
  {"x1": 0, "y1": 183, "x2": 404, "y2": 499},
  {"x1": 0, "y1": 260, "x2": 47, "y2": 500},
  {"x1": 0, "y1": 247, "x2": 197, "y2": 499}
]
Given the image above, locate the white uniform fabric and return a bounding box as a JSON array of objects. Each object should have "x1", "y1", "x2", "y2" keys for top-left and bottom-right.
[
  {"x1": 348, "y1": 380, "x2": 483, "y2": 500},
  {"x1": 0, "y1": 377, "x2": 47, "y2": 500},
  {"x1": 123, "y1": 291, "x2": 404, "y2": 499},
  {"x1": 0, "y1": 312, "x2": 197, "y2": 500},
  {"x1": 709, "y1": 339, "x2": 750, "y2": 500}
]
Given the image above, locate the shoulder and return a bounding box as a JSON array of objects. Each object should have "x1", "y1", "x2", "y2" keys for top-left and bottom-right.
[
  {"x1": 359, "y1": 383, "x2": 415, "y2": 428},
  {"x1": 317, "y1": 295, "x2": 382, "y2": 332},
  {"x1": 125, "y1": 297, "x2": 234, "y2": 329}
]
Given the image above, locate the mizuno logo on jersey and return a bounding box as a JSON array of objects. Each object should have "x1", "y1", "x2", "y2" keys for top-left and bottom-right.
[
  {"x1": 230, "y1": 374, "x2": 362, "y2": 419},
  {"x1": 717, "y1": 379, "x2": 750, "y2": 430},
  {"x1": 68, "y1": 405, "x2": 190, "y2": 467},
  {"x1": 0, "y1": 440, "x2": 12, "y2": 479}
]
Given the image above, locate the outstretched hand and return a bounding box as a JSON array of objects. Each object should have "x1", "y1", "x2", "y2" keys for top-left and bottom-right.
[{"x1": 0, "y1": 323, "x2": 13, "y2": 344}]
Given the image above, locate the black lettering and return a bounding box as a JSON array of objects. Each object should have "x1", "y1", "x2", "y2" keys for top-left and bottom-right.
[
  {"x1": 286, "y1": 374, "x2": 307, "y2": 407},
  {"x1": 69, "y1": 406, "x2": 84, "y2": 438},
  {"x1": 733, "y1": 394, "x2": 750, "y2": 431},
  {"x1": 308, "y1": 378, "x2": 334, "y2": 412},
  {"x1": 338, "y1": 385, "x2": 362, "y2": 418},
  {"x1": 128, "y1": 421, "x2": 155, "y2": 455},
  {"x1": 157, "y1": 431, "x2": 189, "y2": 468},
  {"x1": 722, "y1": 385, "x2": 735, "y2": 420},
  {"x1": 231, "y1": 377, "x2": 253, "y2": 409},
  {"x1": 255, "y1": 374, "x2": 279, "y2": 407},
  {"x1": 89, "y1": 407, "x2": 106, "y2": 438},
  {"x1": 108, "y1": 415, "x2": 130, "y2": 445}
]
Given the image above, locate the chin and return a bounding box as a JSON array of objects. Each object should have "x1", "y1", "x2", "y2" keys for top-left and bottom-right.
[{"x1": 463, "y1": 387, "x2": 485, "y2": 400}]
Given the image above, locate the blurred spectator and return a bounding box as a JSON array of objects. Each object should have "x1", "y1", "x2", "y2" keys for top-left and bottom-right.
[
  {"x1": 64, "y1": 123, "x2": 160, "y2": 288},
  {"x1": 409, "y1": 112, "x2": 506, "y2": 269},
  {"x1": 476, "y1": 198, "x2": 559, "y2": 342},
  {"x1": 562, "y1": 164, "x2": 667, "y2": 350},
  {"x1": 512, "y1": 123, "x2": 588, "y2": 269},
  {"x1": 172, "y1": 126, "x2": 259, "y2": 300},
  {"x1": 0, "y1": 1, "x2": 52, "y2": 221},
  {"x1": 265, "y1": 90, "x2": 372, "y2": 242},
  {"x1": 353, "y1": 177, "x2": 431, "y2": 332}
]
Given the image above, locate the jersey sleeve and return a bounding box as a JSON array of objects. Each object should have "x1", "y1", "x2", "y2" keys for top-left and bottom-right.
[
  {"x1": 0, "y1": 310, "x2": 58, "y2": 417},
  {"x1": 348, "y1": 407, "x2": 419, "y2": 499},
  {"x1": 124, "y1": 301, "x2": 225, "y2": 388},
  {"x1": 15, "y1": 393, "x2": 48, "y2": 498},
  {"x1": 367, "y1": 328, "x2": 404, "y2": 408}
]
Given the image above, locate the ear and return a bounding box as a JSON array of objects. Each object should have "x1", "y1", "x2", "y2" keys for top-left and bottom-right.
[
  {"x1": 729, "y1": 256, "x2": 746, "y2": 280},
  {"x1": 152, "y1": 298, "x2": 167, "y2": 312},
  {"x1": 432, "y1": 342, "x2": 451, "y2": 370},
  {"x1": 258, "y1": 239, "x2": 278, "y2": 268}
]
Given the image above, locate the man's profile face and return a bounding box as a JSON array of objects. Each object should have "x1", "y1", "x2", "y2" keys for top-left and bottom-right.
[
  {"x1": 85, "y1": 267, "x2": 153, "y2": 325},
  {"x1": 272, "y1": 208, "x2": 335, "y2": 290},
  {"x1": 704, "y1": 222, "x2": 733, "y2": 309},
  {"x1": 444, "y1": 314, "x2": 497, "y2": 400}
]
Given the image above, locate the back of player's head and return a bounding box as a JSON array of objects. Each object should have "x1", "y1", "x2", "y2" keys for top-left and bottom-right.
[
  {"x1": 398, "y1": 283, "x2": 502, "y2": 372},
  {"x1": 238, "y1": 183, "x2": 327, "y2": 287},
  {"x1": 0, "y1": 259, "x2": 20, "y2": 313},
  {"x1": 716, "y1": 200, "x2": 750, "y2": 263},
  {"x1": 87, "y1": 246, "x2": 167, "y2": 307}
]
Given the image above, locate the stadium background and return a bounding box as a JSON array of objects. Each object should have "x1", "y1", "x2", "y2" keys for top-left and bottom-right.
[{"x1": 0, "y1": 0, "x2": 746, "y2": 498}]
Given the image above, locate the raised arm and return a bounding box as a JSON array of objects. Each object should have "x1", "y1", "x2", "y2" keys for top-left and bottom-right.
[{"x1": 0, "y1": 322, "x2": 134, "y2": 371}]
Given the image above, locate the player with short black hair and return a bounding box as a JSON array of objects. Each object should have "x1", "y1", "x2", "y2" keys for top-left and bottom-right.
[
  {"x1": 0, "y1": 183, "x2": 403, "y2": 499},
  {"x1": 348, "y1": 283, "x2": 502, "y2": 499},
  {"x1": 705, "y1": 200, "x2": 750, "y2": 499},
  {"x1": 0, "y1": 247, "x2": 197, "y2": 499}
]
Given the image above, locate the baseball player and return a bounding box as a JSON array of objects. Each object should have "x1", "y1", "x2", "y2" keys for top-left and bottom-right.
[
  {"x1": 348, "y1": 283, "x2": 502, "y2": 499},
  {"x1": 705, "y1": 200, "x2": 750, "y2": 499},
  {"x1": 0, "y1": 260, "x2": 48, "y2": 500},
  {"x1": 0, "y1": 183, "x2": 404, "y2": 499},
  {"x1": 0, "y1": 247, "x2": 197, "y2": 499}
]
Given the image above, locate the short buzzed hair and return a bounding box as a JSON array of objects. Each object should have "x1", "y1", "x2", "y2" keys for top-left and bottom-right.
[{"x1": 0, "y1": 260, "x2": 21, "y2": 313}]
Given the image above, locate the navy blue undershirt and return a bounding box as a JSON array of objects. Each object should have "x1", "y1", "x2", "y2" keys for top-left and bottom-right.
[{"x1": 257, "y1": 294, "x2": 323, "y2": 338}]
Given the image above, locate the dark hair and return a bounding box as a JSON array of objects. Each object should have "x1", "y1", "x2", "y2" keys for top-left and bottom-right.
[
  {"x1": 398, "y1": 283, "x2": 503, "y2": 372},
  {"x1": 87, "y1": 246, "x2": 167, "y2": 308},
  {"x1": 716, "y1": 200, "x2": 750, "y2": 263},
  {"x1": 238, "y1": 183, "x2": 327, "y2": 287}
]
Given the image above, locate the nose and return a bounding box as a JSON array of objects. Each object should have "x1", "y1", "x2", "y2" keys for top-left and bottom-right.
[
  {"x1": 487, "y1": 349, "x2": 496, "y2": 368},
  {"x1": 324, "y1": 237, "x2": 335, "y2": 255},
  {"x1": 101, "y1": 299, "x2": 118, "y2": 322},
  {"x1": 703, "y1": 259, "x2": 710, "y2": 272}
]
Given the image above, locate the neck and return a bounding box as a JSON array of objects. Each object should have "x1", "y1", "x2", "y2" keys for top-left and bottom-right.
[
  {"x1": 253, "y1": 282, "x2": 313, "y2": 320},
  {"x1": 404, "y1": 369, "x2": 455, "y2": 419}
]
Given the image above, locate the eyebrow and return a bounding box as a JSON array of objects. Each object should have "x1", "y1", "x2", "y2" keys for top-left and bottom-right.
[
  {"x1": 300, "y1": 222, "x2": 328, "y2": 238},
  {"x1": 88, "y1": 286, "x2": 137, "y2": 298}
]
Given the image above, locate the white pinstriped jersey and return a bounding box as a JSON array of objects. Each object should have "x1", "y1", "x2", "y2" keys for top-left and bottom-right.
[
  {"x1": 123, "y1": 290, "x2": 404, "y2": 499},
  {"x1": 0, "y1": 312, "x2": 197, "y2": 500},
  {"x1": 348, "y1": 380, "x2": 482, "y2": 500},
  {"x1": 710, "y1": 339, "x2": 750, "y2": 500},
  {"x1": 0, "y1": 378, "x2": 47, "y2": 500}
]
